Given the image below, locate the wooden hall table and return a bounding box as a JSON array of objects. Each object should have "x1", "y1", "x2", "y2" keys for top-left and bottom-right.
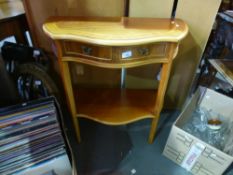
[{"x1": 43, "y1": 17, "x2": 188, "y2": 143}]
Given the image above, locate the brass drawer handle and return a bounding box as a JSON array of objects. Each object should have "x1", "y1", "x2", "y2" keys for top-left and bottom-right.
[
  {"x1": 138, "y1": 48, "x2": 149, "y2": 56},
  {"x1": 81, "y1": 46, "x2": 92, "y2": 55}
]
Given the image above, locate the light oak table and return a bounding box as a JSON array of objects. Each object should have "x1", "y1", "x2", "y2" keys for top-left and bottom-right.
[{"x1": 43, "y1": 17, "x2": 188, "y2": 143}]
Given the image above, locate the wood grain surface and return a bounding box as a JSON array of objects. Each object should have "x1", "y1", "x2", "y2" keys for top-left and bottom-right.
[
  {"x1": 23, "y1": 0, "x2": 125, "y2": 50},
  {"x1": 43, "y1": 17, "x2": 188, "y2": 46},
  {"x1": 75, "y1": 88, "x2": 156, "y2": 125},
  {"x1": 44, "y1": 16, "x2": 188, "y2": 143}
]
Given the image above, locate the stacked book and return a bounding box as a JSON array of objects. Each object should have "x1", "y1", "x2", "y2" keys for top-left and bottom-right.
[{"x1": 0, "y1": 97, "x2": 70, "y2": 175}]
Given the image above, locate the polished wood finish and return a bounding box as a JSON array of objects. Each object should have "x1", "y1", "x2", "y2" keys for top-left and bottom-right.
[
  {"x1": 63, "y1": 41, "x2": 112, "y2": 61},
  {"x1": 127, "y1": 0, "x2": 221, "y2": 110},
  {"x1": 69, "y1": 64, "x2": 121, "y2": 88},
  {"x1": 43, "y1": 17, "x2": 188, "y2": 46},
  {"x1": 148, "y1": 43, "x2": 176, "y2": 143},
  {"x1": 125, "y1": 0, "x2": 174, "y2": 93},
  {"x1": 62, "y1": 41, "x2": 167, "y2": 62},
  {"x1": 23, "y1": 0, "x2": 203, "y2": 108},
  {"x1": 22, "y1": 0, "x2": 124, "y2": 89},
  {"x1": 75, "y1": 89, "x2": 156, "y2": 125},
  {"x1": 23, "y1": 0, "x2": 125, "y2": 50},
  {"x1": 44, "y1": 17, "x2": 188, "y2": 143},
  {"x1": 209, "y1": 59, "x2": 233, "y2": 87},
  {"x1": 61, "y1": 41, "x2": 168, "y2": 68},
  {"x1": 54, "y1": 41, "x2": 81, "y2": 142}
]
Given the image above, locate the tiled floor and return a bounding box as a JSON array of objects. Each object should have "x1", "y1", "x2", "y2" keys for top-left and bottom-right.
[{"x1": 65, "y1": 110, "x2": 233, "y2": 175}]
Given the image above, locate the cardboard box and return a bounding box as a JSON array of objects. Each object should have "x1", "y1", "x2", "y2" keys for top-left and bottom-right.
[
  {"x1": 163, "y1": 87, "x2": 233, "y2": 175},
  {"x1": 17, "y1": 154, "x2": 72, "y2": 175}
]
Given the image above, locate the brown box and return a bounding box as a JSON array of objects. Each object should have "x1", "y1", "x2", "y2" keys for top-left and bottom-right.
[{"x1": 163, "y1": 87, "x2": 233, "y2": 175}]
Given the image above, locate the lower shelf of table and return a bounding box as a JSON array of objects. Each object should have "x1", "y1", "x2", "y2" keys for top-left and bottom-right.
[{"x1": 74, "y1": 88, "x2": 157, "y2": 125}]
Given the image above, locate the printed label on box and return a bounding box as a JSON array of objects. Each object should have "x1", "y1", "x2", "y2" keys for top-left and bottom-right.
[
  {"x1": 181, "y1": 143, "x2": 205, "y2": 171},
  {"x1": 122, "y1": 50, "x2": 132, "y2": 59}
]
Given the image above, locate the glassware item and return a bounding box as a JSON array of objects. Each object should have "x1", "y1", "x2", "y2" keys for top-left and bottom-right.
[
  {"x1": 223, "y1": 121, "x2": 233, "y2": 155},
  {"x1": 192, "y1": 107, "x2": 208, "y2": 132},
  {"x1": 207, "y1": 109, "x2": 222, "y2": 130},
  {"x1": 182, "y1": 106, "x2": 208, "y2": 140},
  {"x1": 182, "y1": 122, "x2": 194, "y2": 134},
  {"x1": 206, "y1": 110, "x2": 227, "y2": 150},
  {"x1": 211, "y1": 127, "x2": 227, "y2": 150},
  {"x1": 182, "y1": 107, "x2": 231, "y2": 151},
  {"x1": 224, "y1": 137, "x2": 233, "y2": 156},
  {"x1": 206, "y1": 129, "x2": 224, "y2": 149}
]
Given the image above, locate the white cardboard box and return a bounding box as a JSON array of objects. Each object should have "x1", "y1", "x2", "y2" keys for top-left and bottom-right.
[
  {"x1": 16, "y1": 154, "x2": 72, "y2": 175},
  {"x1": 163, "y1": 87, "x2": 233, "y2": 175}
]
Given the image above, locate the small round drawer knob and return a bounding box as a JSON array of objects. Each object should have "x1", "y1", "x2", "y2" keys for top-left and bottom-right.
[
  {"x1": 81, "y1": 46, "x2": 92, "y2": 55},
  {"x1": 138, "y1": 48, "x2": 149, "y2": 56}
]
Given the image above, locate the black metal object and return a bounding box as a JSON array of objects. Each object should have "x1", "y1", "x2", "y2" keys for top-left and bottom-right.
[
  {"x1": 171, "y1": 0, "x2": 179, "y2": 19},
  {"x1": 124, "y1": 0, "x2": 179, "y2": 18},
  {"x1": 124, "y1": 0, "x2": 130, "y2": 17},
  {"x1": 0, "y1": 55, "x2": 19, "y2": 107},
  {"x1": 1, "y1": 41, "x2": 60, "y2": 102},
  {"x1": 1, "y1": 41, "x2": 34, "y2": 72},
  {"x1": 1, "y1": 41, "x2": 49, "y2": 73}
]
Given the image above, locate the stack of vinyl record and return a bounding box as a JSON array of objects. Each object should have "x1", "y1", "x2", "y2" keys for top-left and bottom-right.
[{"x1": 0, "y1": 98, "x2": 68, "y2": 175}]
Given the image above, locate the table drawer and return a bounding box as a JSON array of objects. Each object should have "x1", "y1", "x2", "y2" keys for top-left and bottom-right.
[
  {"x1": 114, "y1": 43, "x2": 167, "y2": 61},
  {"x1": 62, "y1": 41, "x2": 168, "y2": 65},
  {"x1": 62, "y1": 41, "x2": 112, "y2": 61}
]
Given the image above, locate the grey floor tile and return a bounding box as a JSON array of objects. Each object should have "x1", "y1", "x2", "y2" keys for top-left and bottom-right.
[{"x1": 65, "y1": 110, "x2": 232, "y2": 175}]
